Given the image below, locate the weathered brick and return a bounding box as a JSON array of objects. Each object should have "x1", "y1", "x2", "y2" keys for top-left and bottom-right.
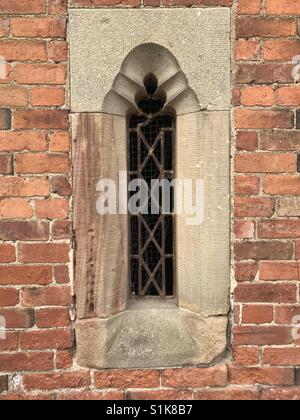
[
  {"x1": 0, "y1": 109, "x2": 11, "y2": 130},
  {"x1": 0, "y1": 199, "x2": 33, "y2": 219},
  {"x1": 20, "y1": 329, "x2": 73, "y2": 350},
  {"x1": 0, "y1": 244, "x2": 15, "y2": 263},
  {"x1": 127, "y1": 390, "x2": 193, "y2": 400},
  {"x1": 258, "y1": 220, "x2": 300, "y2": 239},
  {"x1": 36, "y1": 199, "x2": 69, "y2": 219},
  {"x1": 235, "y1": 262, "x2": 258, "y2": 282},
  {"x1": 242, "y1": 305, "x2": 274, "y2": 324},
  {"x1": 11, "y1": 17, "x2": 66, "y2": 38},
  {"x1": 49, "y1": 132, "x2": 70, "y2": 153},
  {"x1": 241, "y1": 86, "x2": 274, "y2": 107},
  {"x1": 94, "y1": 370, "x2": 160, "y2": 389},
  {"x1": 57, "y1": 391, "x2": 124, "y2": 400},
  {"x1": 235, "y1": 110, "x2": 294, "y2": 129},
  {"x1": 263, "y1": 348, "x2": 300, "y2": 366},
  {"x1": 13, "y1": 64, "x2": 66, "y2": 85},
  {"x1": 235, "y1": 153, "x2": 295, "y2": 173},
  {"x1": 236, "y1": 63, "x2": 294, "y2": 84},
  {"x1": 36, "y1": 308, "x2": 70, "y2": 329},
  {"x1": 0, "y1": 155, "x2": 12, "y2": 174},
  {"x1": 260, "y1": 131, "x2": 300, "y2": 151},
  {"x1": 0, "y1": 177, "x2": 50, "y2": 197},
  {"x1": 237, "y1": 0, "x2": 261, "y2": 15},
  {"x1": 233, "y1": 346, "x2": 260, "y2": 366},
  {"x1": 260, "y1": 262, "x2": 300, "y2": 281},
  {"x1": 0, "y1": 86, "x2": 28, "y2": 107},
  {"x1": 14, "y1": 110, "x2": 69, "y2": 130},
  {"x1": 0, "y1": 40, "x2": 46, "y2": 61},
  {"x1": 275, "y1": 305, "x2": 300, "y2": 324},
  {"x1": 233, "y1": 326, "x2": 292, "y2": 346},
  {"x1": 0, "y1": 376, "x2": 8, "y2": 393},
  {"x1": 52, "y1": 221, "x2": 71, "y2": 239},
  {"x1": 51, "y1": 175, "x2": 71, "y2": 196},
  {"x1": 235, "y1": 176, "x2": 259, "y2": 195},
  {"x1": 16, "y1": 153, "x2": 69, "y2": 174},
  {"x1": 19, "y1": 243, "x2": 69, "y2": 263},
  {"x1": 234, "y1": 241, "x2": 293, "y2": 261},
  {"x1": 264, "y1": 40, "x2": 300, "y2": 61},
  {"x1": 278, "y1": 197, "x2": 300, "y2": 216},
  {"x1": 195, "y1": 388, "x2": 260, "y2": 401},
  {"x1": 234, "y1": 221, "x2": 255, "y2": 239},
  {"x1": 235, "y1": 283, "x2": 297, "y2": 303},
  {"x1": 24, "y1": 372, "x2": 89, "y2": 391},
  {"x1": 236, "y1": 132, "x2": 258, "y2": 151},
  {"x1": 229, "y1": 367, "x2": 294, "y2": 386},
  {"x1": 54, "y1": 266, "x2": 69, "y2": 284},
  {"x1": 262, "y1": 387, "x2": 300, "y2": 401},
  {"x1": 22, "y1": 287, "x2": 71, "y2": 307},
  {"x1": 0, "y1": 353, "x2": 53, "y2": 373},
  {"x1": 0, "y1": 266, "x2": 52, "y2": 286},
  {"x1": 266, "y1": 0, "x2": 300, "y2": 15},
  {"x1": 0, "y1": 333, "x2": 18, "y2": 352},
  {"x1": 161, "y1": 365, "x2": 228, "y2": 388},
  {"x1": 236, "y1": 17, "x2": 296, "y2": 38},
  {"x1": 0, "y1": 221, "x2": 49, "y2": 241},
  {"x1": 0, "y1": 0, "x2": 46, "y2": 14},
  {"x1": 236, "y1": 39, "x2": 260, "y2": 61},
  {"x1": 0, "y1": 309, "x2": 34, "y2": 329},
  {"x1": 235, "y1": 197, "x2": 275, "y2": 217},
  {"x1": 31, "y1": 87, "x2": 65, "y2": 107},
  {"x1": 0, "y1": 132, "x2": 47, "y2": 152},
  {"x1": 48, "y1": 40, "x2": 68, "y2": 62},
  {"x1": 0, "y1": 17, "x2": 9, "y2": 37},
  {"x1": 0, "y1": 288, "x2": 19, "y2": 307}
]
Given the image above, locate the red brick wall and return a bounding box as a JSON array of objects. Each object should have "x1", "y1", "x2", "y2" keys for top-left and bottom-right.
[{"x1": 0, "y1": 0, "x2": 299, "y2": 401}]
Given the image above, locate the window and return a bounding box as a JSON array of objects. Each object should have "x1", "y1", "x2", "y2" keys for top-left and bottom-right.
[
  {"x1": 129, "y1": 74, "x2": 175, "y2": 298},
  {"x1": 70, "y1": 8, "x2": 231, "y2": 368}
]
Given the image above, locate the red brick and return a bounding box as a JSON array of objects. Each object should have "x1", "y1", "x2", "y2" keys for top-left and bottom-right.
[
  {"x1": 16, "y1": 153, "x2": 69, "y2": 174},
  {"x1": 56, "y1": 350, "x2": 73, "y2": 369},
  {"x1": 48, "y1": 40, "x2": 67, "y2": 62},
  {"x1": 235, "y1": 110, "x2": 294, "y2": 129},
  {"x1": 22, "y1": 286, "x2": 71, "y2": 307},
  {"x1": 229, "y1": 367, "x2": 294, "y2": 386},
  {"x1": 11, "y1": 17, "x2": 66, "y2": 38},
  {"x1": 0, "y1": 352, "x2": 53, "y2": 372},
  {"x1": 0, "y1": 288, "x2": 19, "y2": 307},
  {"x1": 234, "y1": 241, "x2": 293, "y2": 261},
  {"x1": 52, "y1": 221, "x2": 71, "y2": 239},
  {"x1": 161, "y1": 365, "x2": 228, "y2": 388},
  {"x1": 264, "y1": 40, "x2": 300, "y2": 61},
  {"x1": 263, "y1": 347, "x2": 300, "y2": 366},
  {"x1": 234, "y1": 221, "x2": 255, "y2": 239},
  {"x1": 241, "y1": 86, "x2": 274, "y2": 107},
  {"x1": 19, "y1": 243, "x2": 69, "y2": 263},
  {"x1": 0, "y1": 394, "x2": 54, "y2": 401},
  {"x1": 14, "y1": 110, "x2": 69, "y2": 130},
  {"x1": 49, "y1": 132, "x2": 70, "y2": 152},
  {"x1": 235, "y1": 176, "x2": 259, "y2": 195},
  {"x1": 0, "y1": 266, "x2": 52, "y2": 286},
  {"x1": 0, "y1": 221, "x2": 49, "y2": 241},
  {"x1": 233, "y1": 326, "x2": 292, "y2": 345},
  {"x1": 54, "y1": 265, "x2": 69, "y2": 284},
  {"x1": 0, "y1": 244, "x2": 15, "y2": 262},
  {"x1": 0, "y1": 132, "x2": 47, "y2": 152},
  {"x1": 260, "y1": 131, "x2": 300, "y2": 151},
  {"x1": 0, "y1": 109, "x2": 11, "y2": 130},
  {"x1": 236, "y1": 132, "x2": 258, "y2": 152},
  {"x1": 236, "y1": 17, "x2": 296, "y2": 38},
  {"x1": 20, "y1": 329, "x2": 73, "y2": 350},
  {"x1": 0, "y1": 199, "x2": 33, "y2": 218},
  {"x1": 0, "y1": 155, "x2": 12, "y2": 174},
  {"x1": 128, "y1": 390, "x2": 194, "y2": 400},
  {"x1": 0, "y1": 86, "x2": 28, "y2": 107},
  {"x1": 36, "y1": 308, "x2": 70, "y2": 328},
  {"x1": 235, "y1": 197, "x2": 275, "y2": 217},
  {"x1": 258, "y1": 220, "x2": 300, "y2": 238},
  {"x1": 237, "y1": 0, "x2": 261, "y2": 14},
  {"x1": 235, "y1": 283, "x2": 297, "y2": 303},
  {"x1": 0, "y1": 333, "x2": 18, "y2": 351},
  {"x1": 275, "y1": 306, "x2": 300, "y2": 324},
  {"x1": 94, "y1": 370, "x2": 160, "y2": 389},
  {"x1": 236, "y1": 40, "x2": 260, "y2": 61},
  {"x1": 233, "y1": 346, "x2": 260, "y2": 366},
  {"x1": 0, "y1": 0, "x2": 46, "y2": 14},
  {"x1": 266, "y1": 0, "x2": 300, "y2": 15},
  {"x1": 236, "y1": 63, "x2": 294, "y2": 84},
  {"x1": 51, "y1": 175, "x2": 71, "y2": 196},
  {"x1": 262, "y1": 387, "x2": 300, "y2": 400},
  {"x1": 13, "y1": 64, "x2": 66, "y2": 85},
  {"x1": 0, "y1": 309, "x2": 34, "y2": 328},
  {"x1": 31, "y1": 87, "x2": 65, "y2": 107},
  {"x1": 194, "y1": 388, "x2": 260, "y2": 401},
  {"x1": 0, "y1": 17, "x2": 9, "y2": 37},
  {"x1": 264, "y1": 176, "x2": 300, "y2": 195},
  {"x1": 57, "y1": 391, "x2": 124, "y2": 400},
  {"x1": 235, "y1": 153, "x2": 295, "y2": 173},
  {"x1": 49, "y1": 0, "x2": 67, "y2": 15},
  {"x1": 36, "y1": 199, "x2": 69, "y2": 219},
  {"x1": 235, "y1": 262, "x2": 258, "y2": 282},
  {"x1": 24, "y1": 372, "x2": 89, "y2": 391},
  {"x1": 260, "y1": 262, "x2": 300, "y2": 280},
  {"x1": 242, "y1": 305, "x2": 274, "y2": 324},
  {"x1": 276, "y1": 86, "x2": 300, "y2": 107},
  {"x1": 0, "y1": 40, "x2": 46, "y2": 61}
]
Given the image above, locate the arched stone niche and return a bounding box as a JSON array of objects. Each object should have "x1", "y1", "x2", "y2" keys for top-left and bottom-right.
[{"x1": 70, "y1": 8, "x2": 231, "y2": 368}]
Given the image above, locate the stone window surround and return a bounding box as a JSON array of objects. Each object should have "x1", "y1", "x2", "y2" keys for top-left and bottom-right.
[{"x1": 69, "y1": 8, "x2": 231, "y2": 369}]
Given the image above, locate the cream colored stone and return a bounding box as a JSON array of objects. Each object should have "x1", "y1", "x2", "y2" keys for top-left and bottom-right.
[
  {"x1": 69, "y1": 8, "x2": 231, "y2": 113},
  {"x1": 76, "y1": 301, "x2": 228, "y2": 369},
  {"x1": 177, "y1": 111, "x2": 230, "y2": 316}
]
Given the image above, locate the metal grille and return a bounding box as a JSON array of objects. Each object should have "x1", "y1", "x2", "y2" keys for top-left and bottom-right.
[{"x1": 129, "y1": 78, "x2": 175, "y2": 298}]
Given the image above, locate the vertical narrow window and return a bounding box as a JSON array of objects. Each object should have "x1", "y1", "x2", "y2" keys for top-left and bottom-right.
[{"x1": 129, "y1": 74, "x2": 175, "y2": 298}]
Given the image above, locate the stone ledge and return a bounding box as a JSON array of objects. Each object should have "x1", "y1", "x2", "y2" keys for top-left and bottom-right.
[{"x1": 76, "y1": 301, "x2": 228, "y2": 369}]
